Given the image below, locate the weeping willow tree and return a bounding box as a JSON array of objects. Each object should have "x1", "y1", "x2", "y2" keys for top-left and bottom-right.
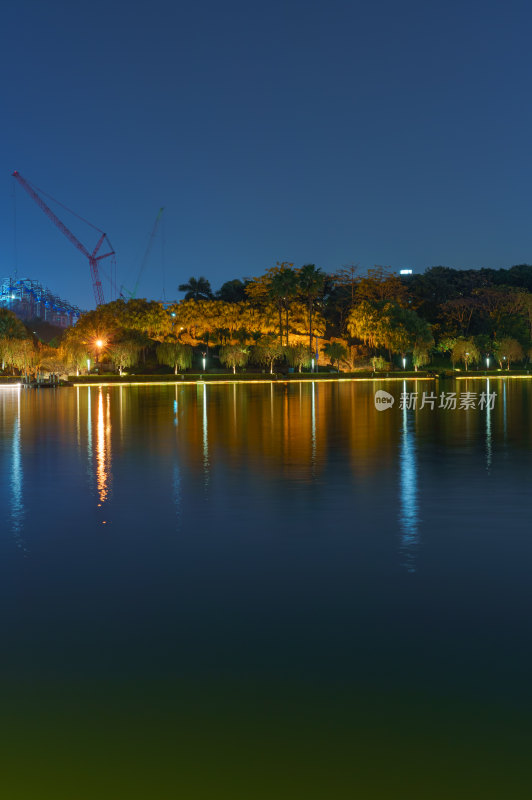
[
  {"x1": 110, "y1": 340, "x2": 141, "y2": 376},
  {"x1": 157, "y1": 341, "x2": 193, "y2": 374},
  {"x1": 219, "y1": 344, "x2": 249, "y2": 374}
]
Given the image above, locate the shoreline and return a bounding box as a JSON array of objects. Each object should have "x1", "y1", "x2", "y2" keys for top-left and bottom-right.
[{"x1": 2, "y1": 371, "x2": 532, "y2": 389}]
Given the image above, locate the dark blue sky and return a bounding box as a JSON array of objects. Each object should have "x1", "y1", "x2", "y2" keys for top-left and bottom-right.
[{"x1": 2, "y1": 0, "x2": 532, "y2": 309}]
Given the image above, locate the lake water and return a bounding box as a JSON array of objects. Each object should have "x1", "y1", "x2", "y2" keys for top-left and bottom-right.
[{"x1": 1, "y1": 379, "x2": 531, "y2": 798}]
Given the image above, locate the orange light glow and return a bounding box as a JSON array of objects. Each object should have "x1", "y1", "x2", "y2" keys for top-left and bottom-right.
[{"x1": 96, "y1": 388, "x2": 111, "y2": 504}]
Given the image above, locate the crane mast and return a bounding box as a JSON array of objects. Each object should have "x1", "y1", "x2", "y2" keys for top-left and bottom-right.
[{"x1": 12, "y1": 170, "x2": 114, "y2": 306}]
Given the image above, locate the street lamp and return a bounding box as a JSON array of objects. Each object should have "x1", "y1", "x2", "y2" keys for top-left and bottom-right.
[
  {"x1": 402, "y1": 357, "x2": 406, "y2": 369},
  {"x1": 486, "y1": 356, "x2": 490, "y2": 368},
  {"x1": 87, "y1": 358, "x2": 91, "y2": 374},
  {"x1": 202, "y1": 354, "x2": 206, "y2": 371}
]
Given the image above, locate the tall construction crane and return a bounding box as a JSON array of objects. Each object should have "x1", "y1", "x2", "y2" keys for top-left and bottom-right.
[
  {"x1": 120, "y1": 207, "x2": 164, "y2": 300},
  {"x1": 12, "y1": 170, "x2": 114, "y2": 306}
]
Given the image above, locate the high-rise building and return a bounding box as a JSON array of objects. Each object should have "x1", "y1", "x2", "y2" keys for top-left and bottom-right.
[{"x1": 0, "y1": 277, "x2": 81, "y2": 328}]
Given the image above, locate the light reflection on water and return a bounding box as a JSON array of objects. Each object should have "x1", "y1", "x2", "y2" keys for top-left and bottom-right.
[
  {"x1": 486, "y1": 378, "x2": 492, "y2": 472},
  {"x1": 9, "y1": 387, "x2": 25, "y2": 550},
  {"x1": 96, "y1": 389, "x2": 108, "y2": 504},
  {"x1": 1, "y1": 379, "x2": 532, "y2": 796},
  {"x1": 1, "y1": 377, "x2": 530, "y2": 562},
  {"x1": 201, "y1": 383, "x2": 209, "y2": 485},
  {"x1": 398, "y1": 380, "x2": 419, "y2": 572}
]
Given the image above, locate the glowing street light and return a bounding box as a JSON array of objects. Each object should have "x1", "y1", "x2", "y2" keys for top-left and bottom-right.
[
  {"x1": 87, "y1": 358, "x2": 91, "y2": 374},
  {"x1": 202, "y1": 355, "x2": 206, "y2": 371},
  {"x1": 402, "y1": 357, "x2": 406, "y2": 369},
  {"x1": 486, "y1": 356, "x2": 490, "y2": 368}
]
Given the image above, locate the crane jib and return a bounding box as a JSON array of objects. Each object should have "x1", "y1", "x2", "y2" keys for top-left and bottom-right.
[{"x1": 12, "y1": 170, "x2": 114, "y2": 307}]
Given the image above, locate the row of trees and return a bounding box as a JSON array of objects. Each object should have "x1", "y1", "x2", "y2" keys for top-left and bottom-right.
[
  {"x1": 0, "y1": 308, "x2": 66, "y2": 376},
  {"x1": 441, "y1": 336, "x2": 525, "y2": 370},
  {"x1": 156, "y1": 340, "x2": 345, "y2": 375},
  {"x1": 4, "y1": 261, "x2": 532, "y2": 377},
  {"x1": 0, "y1": 302, "x2": 347, "y2": 377},
  {"x1": 177, "y1": 263, "x2": 532, "y2": 364}
]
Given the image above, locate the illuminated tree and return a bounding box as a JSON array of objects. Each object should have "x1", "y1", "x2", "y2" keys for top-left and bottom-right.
[
  {"x1": 219, "y1": 344, "x2": 249, "y2": 373},
  {"x1": 157, "y1": 341, "x2": 193, "y2": 374},
  {"x1": 269, "y1": 264, "x2": 298, "y2": 345},
  {"x1": 452, "y1": 338, "x2": 479, "y2": 370},
  {"x1": 371, "y1": 355, "x2": 387, "y2": 371},
  {"x1": 324, "y1": 341, "x2": 347, "y2": 372},
  {"x1": 36, "y1": 345, "x2": 65, "y2": 379},
  {"x1": 9, "y1": 339, "x2": 37, "y2": 375},
  {"x1": 246, "y1": 263, "x2": 297, "y2": 345},
  {"x1": 61, "y1": 340, "x2": 89, "y2": 376},
  {"x1": 252, "y1": 336, "x2": 284, "y2": 374},
  {"x1": 346, "y1": 300, "x2": 386, "y2": 348},
  {"x1": 286, "y1": 343, "x2": 312, "y2": 372},
  {"x1": 298, "y1": 264, "x2": 326, "y2": 350},
  {"x1": 413, "y1": 345, "x2": 430, "y2": 371},
  {"x1": 493, "y1": 337, "x2": 524, "y2": 369},
  {"x1": 109, "y1": 340, "x2": 141, "y2": 376},
  {"x1": 437, "y1": 337, "x2": 457, "y2": 363}
]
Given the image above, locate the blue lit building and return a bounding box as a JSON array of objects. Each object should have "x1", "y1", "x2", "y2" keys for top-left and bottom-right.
[{"x1": 0, "y1": 277, "x2": 81, "y2": 328}]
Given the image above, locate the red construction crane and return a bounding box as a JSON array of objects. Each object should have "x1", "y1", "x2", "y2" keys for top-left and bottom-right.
[{"x1": 12, "y1": 170, "x2": 114, "y2": 306}]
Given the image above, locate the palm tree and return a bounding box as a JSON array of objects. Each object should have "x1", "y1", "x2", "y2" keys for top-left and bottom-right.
[
  {"x1": 178, "y1": 276, "x2": 213, "y2": 301},
  {"x1": 298, "y1": 264, "x2": 326, "y2": 350},
  {"x1": 324, "y1": 341, "x2": 347, "y2": 373},
  {"x1": 269, "y1": 267, "x2": 298, "y2": 345}
]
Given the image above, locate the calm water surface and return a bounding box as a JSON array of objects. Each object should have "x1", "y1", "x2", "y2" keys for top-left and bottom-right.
[{"x1": 0, "y1": 379, "x2": 531, "y2": 798}]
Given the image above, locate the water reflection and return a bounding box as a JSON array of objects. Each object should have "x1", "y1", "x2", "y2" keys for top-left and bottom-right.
[
  {"x1": 5, "y1": 378, "x2": 532, "y2": 572},
  {"x1": 503, "y1": 380, "x2": 507, "y2": 441},
  {"x1": 486, "y1": 378, "x2": 492, "y2": 472},
  {"x1": 76, "y1": 386, "x2": 80, "y2": 449},
  {"x1": 10, "y1": 388, "x2": 25, "y2": 550},
  {"x1": 311, "y1": 381, "x2": 316, "y2": 473},
  {"x1": 398, "y1": 381, "x2": 419, "y2": 572},
  {"x1": 202, "y1": 383, "x2": 209, "y2": 484},
  {"x1": 96, "y1": 388, "x2": 111, "y2": 505},
  {"x1": 87, "y1": 386, "x2": 92, "y2": 466}
]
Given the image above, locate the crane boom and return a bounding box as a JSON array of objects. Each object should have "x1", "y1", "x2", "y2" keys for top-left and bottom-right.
[
  {"x1": 132, "y1": 207, "x2": 164, "y2": 299},
  {"x1": 12, "y1": 170, "x2": 113, "y2": 306}
]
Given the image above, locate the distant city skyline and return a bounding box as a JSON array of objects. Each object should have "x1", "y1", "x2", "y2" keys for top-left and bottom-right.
[{"x1": 2, "y1": 0, "x2": 532, "y2": 310}]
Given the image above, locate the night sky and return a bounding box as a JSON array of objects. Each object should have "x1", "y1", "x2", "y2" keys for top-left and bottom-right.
[{"x1": 2, "y1": 0, "x2": 532, "y2": 310}]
